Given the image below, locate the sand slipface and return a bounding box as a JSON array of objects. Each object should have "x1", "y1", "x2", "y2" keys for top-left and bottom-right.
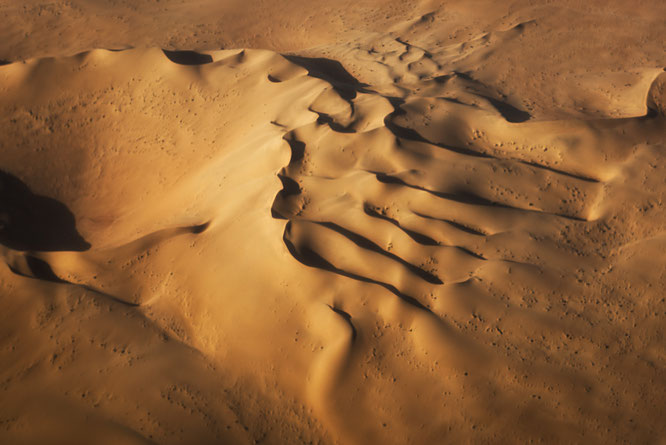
[{"x1": 0, "y1": 1, "x2": 665, "y2": 444}]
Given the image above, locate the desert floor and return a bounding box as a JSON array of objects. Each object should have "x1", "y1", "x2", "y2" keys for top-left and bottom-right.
[{"x1": 0, "y1": 1, "x2": 665, "y2": 444}]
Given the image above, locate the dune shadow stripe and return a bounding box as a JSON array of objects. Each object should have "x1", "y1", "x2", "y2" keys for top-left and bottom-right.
[
  {"x1": 312, "y1": 221, "x2": 443, "y2": 284},
  {"x1": 162, "y1": 50, "x2": 213, "y2": 65},
  {"x1": 363, "y1": 204, "x2": 439, "y2": 246},
  {"x1": 327, "y1": 305, "x2": 357, "y2": 341},
  {"x1": 284, "y1": 55, "x2": 371, "y2": 101},
  {"x1": 0, "y1": 171, "x2": 90, "y2": 251},
  {"x1": 452, "y1": 71, "x2": 531, "y2": 122},
  {"x1": 283, "y1": 226, "x2": 433, "y2": 314}
]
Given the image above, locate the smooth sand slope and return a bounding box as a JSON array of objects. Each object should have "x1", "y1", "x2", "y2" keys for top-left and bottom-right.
[{"x1": 0, "y1": 1, "x2": 665, "y2": 444}]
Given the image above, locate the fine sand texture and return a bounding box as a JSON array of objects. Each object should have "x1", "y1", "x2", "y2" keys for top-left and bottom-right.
[{"x1": 0, "y1": 1, "x2": 665, "y2": 444}]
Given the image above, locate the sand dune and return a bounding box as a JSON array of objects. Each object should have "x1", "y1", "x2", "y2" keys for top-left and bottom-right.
[{"x1": 0, "y1": 1, "x2": 665, "y2": 444}]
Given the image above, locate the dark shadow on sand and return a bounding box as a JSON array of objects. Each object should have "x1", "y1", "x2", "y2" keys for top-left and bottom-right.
[
  {"x1": 163, "y1": 50, "x2": 213, "y2": 65},
  {"x1": 0, "y1": 171, "x2": 90, "y2": 251}
]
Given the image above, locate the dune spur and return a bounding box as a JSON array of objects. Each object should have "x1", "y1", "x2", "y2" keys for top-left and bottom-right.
[{"x1": 0, "y1": 40, "x2": 664, "y2": 444}]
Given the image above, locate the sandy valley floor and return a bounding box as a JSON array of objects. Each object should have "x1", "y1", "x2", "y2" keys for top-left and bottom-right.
[{"x1": 0, "y1": 1, "x2": 665, "y2": 444}]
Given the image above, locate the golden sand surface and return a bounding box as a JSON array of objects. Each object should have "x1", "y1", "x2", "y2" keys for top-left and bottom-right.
[{"x1": 0, "y1": 1, "x2": 665, "y2": 443}]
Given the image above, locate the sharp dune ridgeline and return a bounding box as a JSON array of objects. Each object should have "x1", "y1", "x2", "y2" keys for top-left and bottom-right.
[{"x1": 0, "y1": 1, "x2": 665, "y2": 444}]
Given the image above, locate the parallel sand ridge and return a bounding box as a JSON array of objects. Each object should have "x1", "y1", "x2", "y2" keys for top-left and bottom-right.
[{"x1": 0, "y1": 3, "x2": 665, "y2": 444}]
